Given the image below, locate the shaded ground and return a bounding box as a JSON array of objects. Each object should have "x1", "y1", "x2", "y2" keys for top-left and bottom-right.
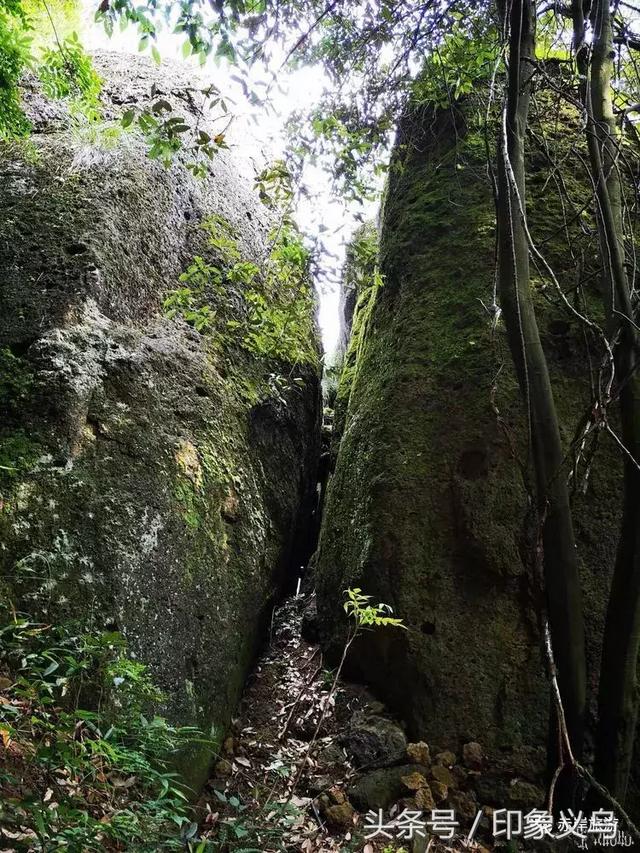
[{"x1": 195, "y1": 596, "x2": 505, "y2": 852}]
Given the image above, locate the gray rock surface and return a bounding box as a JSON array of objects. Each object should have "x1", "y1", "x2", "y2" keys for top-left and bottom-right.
[
  {"x1": 341, "y1": 712, "x2": 407, "y2": 768},
  {"x1": 348, "y1": 763, "x2": 430, "y2": 811},
  {"x1": 0, "y1": 53, "x2": 321, "y2": 791}
]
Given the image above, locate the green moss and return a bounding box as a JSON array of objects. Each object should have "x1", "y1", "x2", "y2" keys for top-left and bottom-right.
[
  {"x1": 0, "y1": 347, "x2": 33, "y2": 413},
  {"x1": 0, "y1": 431, "x2": 41, "y2": 490},
  {"x1": 317, "y1": 91, "x2": 623, "y2": 761}
]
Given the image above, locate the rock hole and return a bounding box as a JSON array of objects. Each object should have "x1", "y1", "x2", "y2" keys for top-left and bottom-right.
[
  {"x1": 184, "y1": 210, "x2": 192, "y2": 221},
  {"x1": 64, "y1": 242, "x2": 88, "y2": 256},
  {"x1": 421, "y1": 621, "x2": 436, "y2": 635},
  {"x1": 459, "y1": 448, "x2": 488, "y2": 480},
  {"x1": 7, "y1": 339, "x2": 36, "y2": 357},
  {"x1": 195, "y1": 385, "x2": 210, "y2": 398}
]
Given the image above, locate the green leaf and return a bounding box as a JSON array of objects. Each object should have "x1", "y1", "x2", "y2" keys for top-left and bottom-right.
[{"x1": 122, "y1": 109, "x2": 135, "y2": 129}]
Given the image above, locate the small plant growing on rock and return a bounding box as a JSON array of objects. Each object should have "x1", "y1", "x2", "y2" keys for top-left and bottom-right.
[
  {"x1": 343, "y1": 587, "x2": 405, "y2": 631},
  {"x1": 287, "y1": 588, "x2": 405, "y2": 796}
]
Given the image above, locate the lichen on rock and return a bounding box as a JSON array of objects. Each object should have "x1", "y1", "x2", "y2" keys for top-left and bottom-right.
[
  {"x1": 0, "y1": 53, "x2": 321, "y2": 792},
  {"x1": 315, "y1": 90, "x2": 623, "y2": 778}
]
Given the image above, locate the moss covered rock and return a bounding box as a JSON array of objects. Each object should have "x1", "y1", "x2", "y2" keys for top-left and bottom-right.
[
  {"x1": 315, "y1": 95, "x2": 622, "y2": 774},
  {"x1": 0, "y1": 54, "x2": 321, "y2": 791}
]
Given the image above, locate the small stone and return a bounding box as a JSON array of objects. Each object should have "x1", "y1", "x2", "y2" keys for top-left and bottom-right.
[
  {"x1": 323, "y1": 802, "x2": 354, "y2": 829},
  {"x1": 415, "y1": 786, "x2": 435, "y2": 812},
  {"x1": 223, "y1": 735, "x2": 234, "y2": 755},
  {"x1": 507, "y1": 780, "x2": 545, "y2": 809},
  {"x1": 462, "y1": 741, "x2": 483, "y2": 770},
  {"x1": 401, "y1": 771, "x2": 429, "y2": 791},
  {"x1": 434, "y1": 750, "x2": 457, "y2": 767},
  {"x1": 429, "y1": 780, "x2": 448, "y2": 803},
  {"x1": 406, "y1": 741, "x2": 431, "y2": 765},
  {"x1": 431, "y1": 764, "x2": 455, "y2": 788},
  {"x1": 449, "y1": 789, "x2": 477, "y2": 820},
  {"x1": 214, "y1": 758, "x2": 232, "y2": 777},
  {"x1": 452, "y1": 764, "x2": 468, "y2": 785},
  {"x1": 328, "y1": 786, "x2": 346, "y2": 805}
]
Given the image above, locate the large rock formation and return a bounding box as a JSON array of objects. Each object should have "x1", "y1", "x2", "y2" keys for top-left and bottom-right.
[
  {"x1": 315, "y1": 95, "x2": 623, "y2": 775},
  {"x1": 0, "y1": 54, "x2": 321, "y2": 789}
]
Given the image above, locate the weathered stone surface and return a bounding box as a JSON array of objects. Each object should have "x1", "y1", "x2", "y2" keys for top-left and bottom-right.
[
  {"x1": 348, "y1": 764, "x2": 430, "y2": 811},
  {"x1": 341, "y1": 712, "x2": 407, "y2": 768},
  {"x1": 462, "y1": 741, "x2": 483, "y2": 771},
  {"x1": 434, "y1": 750, "x2": 457, "y2": 767},
  {"x1": 506, "y1": 780, "x2": 545, "y2": 809},
  {"x1": 322, "y1": 802, "x2": 354, "y2": 830},
  {"x1": 448, "y1": 789, "x2": 478, "y2": 821},
  {"x1": 0, "y1": 54, "x2": 321, "y2": 791},
  {"x1": 406, "y1": 741, "x2": 431, "y2": 766},
  {"x1": 429, "y1": 780, "x2": 448, "y2": 803},
  {"x1": 315, "y1": 90, "x2": 622, "y2": 782},
  {"x1": 400, "y1": 771, "x2": 428, "y2": 791},
  {"x1": 430, "y1": 765, "x2": 456, "y2": 789},
  {"x1": 414, "y1": 785, "x2": 435, "y2": 812}
]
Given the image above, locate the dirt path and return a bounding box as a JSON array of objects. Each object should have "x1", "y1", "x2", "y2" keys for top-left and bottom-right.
[{"x1": 194, "y1": 595, "x2": 504, "y2": 852}]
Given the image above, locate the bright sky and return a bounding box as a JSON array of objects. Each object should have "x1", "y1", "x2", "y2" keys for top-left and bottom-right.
[{"x1": 74, "y1": 2, "x2": 375, "y2": 358}]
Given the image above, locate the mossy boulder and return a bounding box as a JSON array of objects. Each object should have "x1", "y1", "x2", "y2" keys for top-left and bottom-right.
[
  {"x1": 0, "y1": 54, "x2": 321, "y2": 791},
  {"x1": 315, "y1": 94, "x2": 623, "y2": 776}
]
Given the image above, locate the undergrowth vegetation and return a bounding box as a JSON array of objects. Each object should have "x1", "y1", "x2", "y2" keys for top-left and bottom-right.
[
  {"x1": 0, "y1": 596, "x2": 210, "y2": 851},
  {"x1": 0, "y1": 1, "x2": 101, "y2": 137}
]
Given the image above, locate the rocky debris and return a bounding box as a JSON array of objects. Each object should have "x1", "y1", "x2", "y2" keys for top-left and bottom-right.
[
  {"x1": 407, "y1": 740, "x2": 431, "y2": 765},
  {"x1": 401, "y1": 771, "x2": 429, "y2": 791},
  {"x1": 449, "y1": 788, "x2": 478, "y2": 820},
  {"x1": 431, "y1": 763, "x2": 456, "y2": 788},
  {"x1": 434, "y1": 749, "x2": 457, "y2": 767},
  {"x1": 317, "y1": 742, "x2": 347, "y2": 767},
  {"x1": 199, "y1": 597, "x2": 548, "y2": 851},
  {"x1": 319, "y1": 787, "x2": 355, "y2": 829},
  {"x1": 341, "y1": 712, "x2": 407, "y2": 768},
  {"x1": 463, "y1": 740, "x2": 484, "y2": 770},
  {"x1": 301, "y1": 594, "x2": 321, "y2": 643},
  {"x1": 430, "y1": 779, "x2": 448, "y2": 803},
  {"x1": 348, "y1": 764, "x2": 431, "y2": 811},
  {"x1": 322, "y1": 801, "x2": 354, "y2": 830},
  {"x1": 414, "y1": 785, "x2": 436, "y2": 812},
  {"x1": 506, "y1": 779, "x2": 546, "y2": 809}
]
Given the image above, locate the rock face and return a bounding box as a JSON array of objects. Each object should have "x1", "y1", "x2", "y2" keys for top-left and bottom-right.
[
  {"x1": 315, "y1": 94, "x2": 622, "y2": 771},
  {"x1": 0, "y1": 54, "x2": 321, "y2": 789},
  {"x1": 340, "y1": 712, "x2": 407, "y2": 768}
]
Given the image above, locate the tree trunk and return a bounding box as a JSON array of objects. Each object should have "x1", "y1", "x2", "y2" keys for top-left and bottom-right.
[
  {"x1": 573, "y1": 0, "x2": 640, "y2": 803},
  {"x1": 496, "y1": 0, "x2": 587, "y2": 780}
]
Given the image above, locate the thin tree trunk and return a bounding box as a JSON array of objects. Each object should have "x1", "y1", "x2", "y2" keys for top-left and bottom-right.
[
  {"x1": 573, "y1": 0, "x2": 640, "y2": 802},
  {"x1": 496, "y1": 0, "x2": 587, "y2": 779}
]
